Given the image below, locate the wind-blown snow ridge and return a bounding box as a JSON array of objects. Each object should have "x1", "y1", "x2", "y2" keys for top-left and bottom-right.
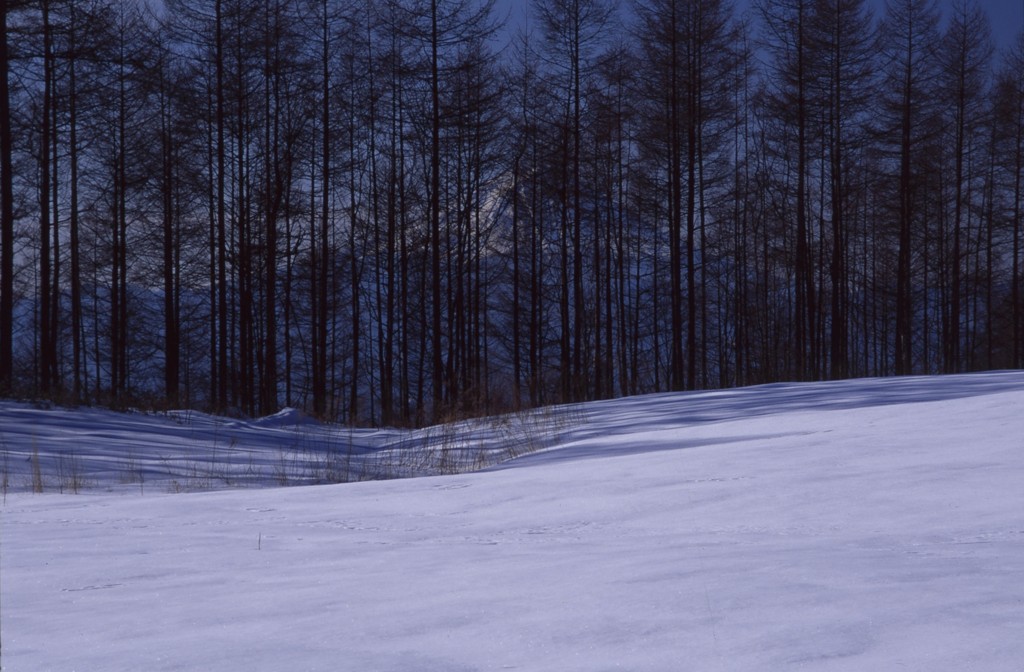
[
  {"x1": 0, "y1": 393, "x2": 569, "y2": 491},
  {"x1": 3, "y1": 371, "x2": 1024, "y2": 670},
  {"x1": 3, "y1": 370, "x2": 1022, "y2": 493}
]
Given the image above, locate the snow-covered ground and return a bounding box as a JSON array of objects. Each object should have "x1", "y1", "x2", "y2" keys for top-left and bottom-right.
[{"x1": 3, "y1": 372, "x2": 1024, "y2": 670}]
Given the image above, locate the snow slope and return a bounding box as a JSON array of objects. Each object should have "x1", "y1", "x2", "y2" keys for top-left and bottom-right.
[{"x1": 3, "y1": 372, "x2": 1024, "y2": 670}]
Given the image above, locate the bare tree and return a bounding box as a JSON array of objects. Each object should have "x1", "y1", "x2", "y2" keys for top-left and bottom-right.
[
  {"x1": 808, "y1": 0, "x2": 876, "y2": 379},
  {"x1": 878, "y1": 0, "x2": 940, "y2": 375},
  {"x1": 0, "y1": 1, "x2": 16, "y2": 394},
  {"x1": 938, "y1": 0, "x2": 992, "y2": 372}
]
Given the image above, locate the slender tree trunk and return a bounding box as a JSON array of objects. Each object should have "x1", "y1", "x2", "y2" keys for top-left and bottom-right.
[
  {"x1": 117, "y1": 39, "x2": 129, "y2": 396},
  {"x1": 511, "y1": 155, "x2": 522, "y2": 408},
  {"x1": 984, "y1": 132, "x2": 995, "y2": 368},
  {"x1": 283, "y1": 157, "x2": 294, "y2": 407},
  {"x1": 0, "y1": 1, "x2": 12, "y2": 393},
  {"x1": 895, "y1": 34, "x2": 914, "y2": 376},
  {"x1": 795, "y1": 0, "x2": 813, "y2": 381},
  {"x1": 948, "y1": 63, "x2": 966, "y2": 374},
  {"x1": 685, "y1": 9, "x2": 698, "y2": 390},
  {"x1": 380, "y1": 59, "x2": 399, "y2": 425},
  {"x1": 207, "y1": 79, "x2": 217, "y2": 407},
  {"x1": 669, "y1": 2, "x2": 684, "y2": 392},
  {"x1": 161, "y1": 61, "x2": 180, "y2": 405},
  {"x1": 430, "y1": 0, "x2": 444, "y2": 419},
  {"x1": 603, "y1": 145, "x2": 613, "y2": 399},
  {"x1": 39, "y1": 0, "x2": 53, "y2": 394},
  {"x1": 1014, "y1": 85, "x2": 1023, "y2": 368},
  {"x1": 559, "y1": 121, "x2": 571, "y2": 401},
  {"x1": 0, "y1": 3, "x2": 14, "y2": 393},
  {"x1": 399, "y1": 84, "x2": 411, "y2": 422},
  {"x1": 829, "y1": 7, "x2": 847, "y2": 380},
  {"x1": 69, "y1": 2, "x2": 83, "y2": 401},
  {"x1": 529, "y1": 159, "x2": 541, "y2": 406},
  {"x1": 262, "y1": 1, "x2": 280, "y2": 415},
  {"x1": 216, "y1": 0, "x2": 229, "y2": 410},
  {"x1": 312, "y1": 0, "x2": 331, "y2": 418},
  {"x1": 49, "y1": 10, "x2": 60, "y2": 393},
  {"x1": 571, "y1": 10, "x2": 584, "y2": 401}
]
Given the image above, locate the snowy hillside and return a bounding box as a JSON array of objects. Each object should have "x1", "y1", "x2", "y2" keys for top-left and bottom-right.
[{"x1": 3, "y1": 372, "x2": 1024, "y2": 670}]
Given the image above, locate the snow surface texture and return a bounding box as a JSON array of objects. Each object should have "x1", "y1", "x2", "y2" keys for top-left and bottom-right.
[{"x1": 3, "y1": 372, "x2": 1024, "y2": 670}]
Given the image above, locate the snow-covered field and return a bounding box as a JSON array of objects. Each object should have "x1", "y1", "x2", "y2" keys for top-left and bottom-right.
[{"x1": 3, "y1": 372, "x2": 1024, "y2": 670}]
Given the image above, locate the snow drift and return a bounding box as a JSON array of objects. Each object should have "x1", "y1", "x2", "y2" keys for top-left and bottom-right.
[{"x1": 3, "y1": 372, "x2": 1023, "y2": 670}]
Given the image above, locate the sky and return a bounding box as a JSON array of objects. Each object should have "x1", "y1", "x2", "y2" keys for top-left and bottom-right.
[
  {"x1": 493, "y1": 0, "x2": 1024, "y2": 53},
  {"x1": 983, "y1": 0, "x2": 1024, "y2": 49}
]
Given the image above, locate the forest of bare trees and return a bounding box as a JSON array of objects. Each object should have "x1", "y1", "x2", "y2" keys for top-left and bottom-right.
[{"x1": 1, "y1": 0, "x2": 1022, "y2": 425}]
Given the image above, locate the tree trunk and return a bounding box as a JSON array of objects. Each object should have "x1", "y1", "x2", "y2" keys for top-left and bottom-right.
[
  {"x1": 1, "y1": 3, "x2": 15, "y2": 392},
  {"x1": 430, "y1": 0, "x2": 444, "y2": 419}
]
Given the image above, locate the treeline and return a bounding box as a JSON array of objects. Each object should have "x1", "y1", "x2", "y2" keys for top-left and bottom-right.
[{"x1": 0, "y1": 0, "x2": 1022, "y2": 424}]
